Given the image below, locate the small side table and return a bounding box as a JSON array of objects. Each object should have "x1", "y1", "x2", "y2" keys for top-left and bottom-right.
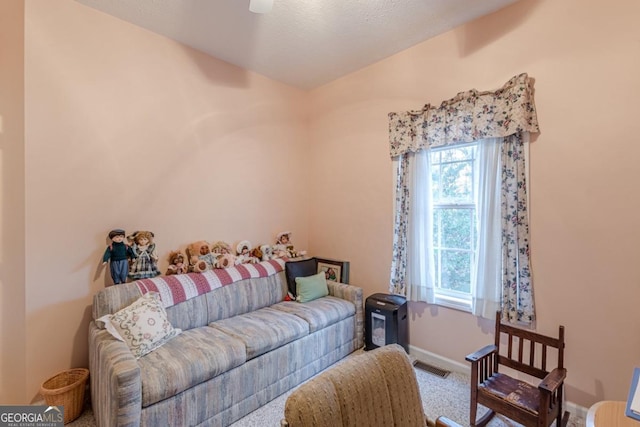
[{"x1": 586, "y1": 401, "x2": 640, "y2": 427}]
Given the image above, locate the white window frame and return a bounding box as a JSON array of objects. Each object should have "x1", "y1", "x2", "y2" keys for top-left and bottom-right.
[{"x1": 430, "y1": 142, "x2": 477, "y2": 312}]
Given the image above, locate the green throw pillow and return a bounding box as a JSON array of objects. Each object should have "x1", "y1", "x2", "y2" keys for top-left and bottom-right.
[{"x1": 295, "y1": 272, "x2": 329, "y2": 303}]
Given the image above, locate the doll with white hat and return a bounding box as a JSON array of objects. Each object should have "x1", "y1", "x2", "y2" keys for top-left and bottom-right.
[
  {"x1": 235, "y1": 240, "x2": 260, "y2": 264},
  {"x1": 273, "y1": 231, "x2": 306, "y2": 259}
]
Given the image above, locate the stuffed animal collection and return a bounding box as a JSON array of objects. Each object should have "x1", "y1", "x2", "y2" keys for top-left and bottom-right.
[
  {"x1": 183, "y1": 233, "x2": 305, "y2": 270},
  {"x1": 103, "y1": 229, "x2": 306, "y2": 284}
]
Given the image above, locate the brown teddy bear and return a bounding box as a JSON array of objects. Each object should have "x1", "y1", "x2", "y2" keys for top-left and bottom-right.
[
  {"x1": 165, "y1": 250, "x2": 188, "y2": 276},
  {"x1": 186, "y1": 241, "x2": 216, "y2": 272},
  {"x1": 250, "y1": 245, "x2": 263, "y2": 261}
]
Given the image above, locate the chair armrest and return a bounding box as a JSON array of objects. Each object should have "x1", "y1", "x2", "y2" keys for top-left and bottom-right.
[
  {"x1": 327, "y1": 281, "x2": 364, "y2": 349},
  {"x1": 89, "y1": 322, "x2": 142, "y2": 427},
  {"x1": 539, "y1": 367, "x2": 567, "y2": 393},
  {"x1": 465, "y1": 344, "x2": 497, "y2": 363},
  {"x1": 435, "y1": 416, "x2": 463, "y2": 427}
]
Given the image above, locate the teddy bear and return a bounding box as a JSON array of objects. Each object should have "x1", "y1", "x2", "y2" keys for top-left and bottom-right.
[
  {"x1": 165, "y1": 250, "x2": 188, "y2": 276},
  {"x1": 235, "y1": 240, "x2": 260, "y2": 264},
  {"x1": 215, "y1": 254, "x2": 236, "y2": 268},
  {"x1": 211, "y1": 240, "x2": 237, "y2": 268},
  {"x1": 186, "y1": 240, "x2": 216, "y2": 272},
  {"x1": 250, "y1": 245, "x2": 263, "y2": 261},
  {"x1": 273, "y1": 231, "x2": 306, "y2": 259}
]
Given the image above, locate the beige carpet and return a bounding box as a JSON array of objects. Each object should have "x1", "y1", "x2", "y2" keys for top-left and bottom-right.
[{"x1": 68, "y1": 351, "x2": 585, "y2": 426}]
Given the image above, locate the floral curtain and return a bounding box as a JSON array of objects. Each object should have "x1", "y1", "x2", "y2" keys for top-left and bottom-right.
[
  {"x1": 390, "y1": 154, "x2": 411, "y2": 299},
  {"x1": 501, "y1": 133, "x2": 534, "y2": 323},
  {"x1": 388, "y1": 73, "x2": 538, "y2": 323}
]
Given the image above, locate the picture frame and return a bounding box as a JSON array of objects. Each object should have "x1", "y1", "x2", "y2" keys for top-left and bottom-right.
[{"x1": 315, "y1": 257, "x2": 350, "y2": 284}]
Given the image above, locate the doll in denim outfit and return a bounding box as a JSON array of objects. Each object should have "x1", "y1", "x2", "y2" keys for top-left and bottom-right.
[{"x1": 102, "y1": 229, "x2": 134, "y2": 284}]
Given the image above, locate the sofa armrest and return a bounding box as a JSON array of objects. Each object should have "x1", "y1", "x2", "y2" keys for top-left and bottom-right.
[
  {"x1": 89, "y1": 322, "x2": 142, "y2": 427},
  {"x1": 327, "y1": 281, "x2": 364, "y2": 349}
]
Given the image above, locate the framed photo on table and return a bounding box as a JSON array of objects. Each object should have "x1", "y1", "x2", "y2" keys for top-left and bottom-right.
[{"x1": 316, "y1": 258, "x2": 350, "y2": 284}]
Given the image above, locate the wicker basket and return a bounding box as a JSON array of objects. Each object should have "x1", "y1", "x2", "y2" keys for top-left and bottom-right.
[{"x1": 40, "y1": 368, "x2": 89, "y2": 424}]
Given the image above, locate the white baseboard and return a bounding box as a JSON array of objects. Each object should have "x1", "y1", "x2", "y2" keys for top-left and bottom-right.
[{"x1": 408, "y1": 345, "x2": 588, "y2": 421}]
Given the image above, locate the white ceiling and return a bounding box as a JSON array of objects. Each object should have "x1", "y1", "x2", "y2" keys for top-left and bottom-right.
[{"x1": 75, "y1": 0, "x2": 520, "y2": 90}]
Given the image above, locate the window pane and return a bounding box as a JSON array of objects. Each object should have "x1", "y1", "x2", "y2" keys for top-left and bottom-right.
[
  {"x1": 431, "y1": 164, "x2": 441, "y2": 201},
  {"x1": 433, "y1": 210, "x2": 440, "y2": 244},
  {"x1": 434, "y1": 248, "x2": 441, "y2": 285},
  {"x1": 440, "y1": 208, "x2": 472, "y2": 249},
  {"x1": 441, "y1": 146, "x2": 474, "y2": 162},
  {"x1": 440, "y1": 250, "x2": 471, "y2": 293},
  {"x1": 440, "y1": 161, "x2": 473, "y2": 201},
  {"x1": 430, "y1": 150, "x2": 441, "y2": 164},
  {"x1": 429, "y1": 143, "x2": 478, "y2": 301}
]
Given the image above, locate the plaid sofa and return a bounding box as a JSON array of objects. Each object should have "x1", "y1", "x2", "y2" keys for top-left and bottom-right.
[{"x1": 89, "y1": 270, "x2": 363, "y2": 426}]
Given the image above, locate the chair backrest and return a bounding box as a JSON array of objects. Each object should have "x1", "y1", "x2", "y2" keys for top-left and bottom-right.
[
  {"x1": 282, "y1": 344, "x2": 426, "y2": 427},
  {"x1": 494, "y1": 311, "x2": 565, "y2": 379}
]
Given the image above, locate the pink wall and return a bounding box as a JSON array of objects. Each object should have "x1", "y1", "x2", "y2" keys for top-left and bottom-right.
[
  {"x1": 8, "y1": 0, "x2": 640, "y2": 410},
  {"x1": 0, "y1": 0, "x2": 27, "y2": 404},
  {"x1": 308, "y1": 0, "x2": 640, "y2": 408},
  {"x1": 21, "y1": 0, "x2": 309, "y2": 402}
]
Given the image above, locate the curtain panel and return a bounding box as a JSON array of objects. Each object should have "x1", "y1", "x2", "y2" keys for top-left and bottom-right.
[{"x1": 388, "y1": 73, "x2": 538, "y2": 324}]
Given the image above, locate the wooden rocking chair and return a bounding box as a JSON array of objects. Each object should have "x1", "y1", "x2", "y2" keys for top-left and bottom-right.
[{"x1": 465, "y1": 312, "x2": 570, "y2": 427}]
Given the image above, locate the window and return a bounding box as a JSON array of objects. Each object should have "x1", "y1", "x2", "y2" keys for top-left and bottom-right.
[
  {"x1": 430, "y1": 143, "x2": 477, "y2": 309},
  {"x1": 390, "y1": 135, "x2": 532, "y2": 320}
]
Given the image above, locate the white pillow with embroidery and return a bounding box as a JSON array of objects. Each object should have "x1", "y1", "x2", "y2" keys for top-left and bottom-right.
[{"x1": 97, "y1": 292, "x2": 180, "y2": 359}]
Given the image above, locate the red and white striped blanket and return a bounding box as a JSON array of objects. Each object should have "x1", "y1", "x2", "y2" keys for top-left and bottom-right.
[{"x1": 135, "y1": 258, "x2": 286, "y2": 308}]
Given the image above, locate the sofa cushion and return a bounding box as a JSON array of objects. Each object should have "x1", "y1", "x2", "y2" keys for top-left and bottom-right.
[
  {"x1": 138, "y1": 327, "x2": 246, "y2": 407},
  {"x1": 206, "y1": 273, "x2": 287, "y2": 323},
  {"x1": 209, "y1": 307, "x2": 309, "y2": 360},
  {"x1": 97, "y1": 292, "x2": 181, "y2": 359},
  {"x1": 271, "y1": 296, "x2": 356, "y2": 333},
  {"x1": 295, "y1": 272, "x2": 329, "y2": 303}
]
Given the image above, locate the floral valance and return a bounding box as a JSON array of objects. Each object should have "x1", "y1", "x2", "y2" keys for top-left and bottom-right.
[{"x1": 388, "y1": 73, "x2": 539, "y2": 158}]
